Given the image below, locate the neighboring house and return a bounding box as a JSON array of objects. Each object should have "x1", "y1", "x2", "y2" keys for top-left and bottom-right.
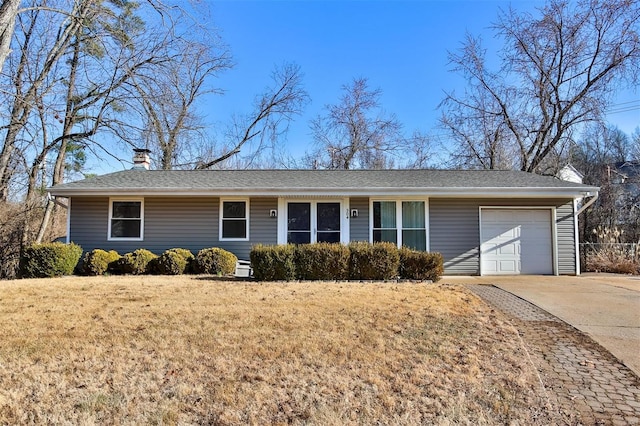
[
  {"x1": 49, "y1": 152, "x2": 599, "y2": 276},
  {"x1": 607, "y1": 160, "x2": 640, "y2": 196},
  {"x1": 558, "y1": 164, "x2": 584, "y2": 184}
]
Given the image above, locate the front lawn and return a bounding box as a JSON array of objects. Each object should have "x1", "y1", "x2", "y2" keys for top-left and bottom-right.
[{"x1": 0, "y1": 276, "x2": 556, "y2": 424}]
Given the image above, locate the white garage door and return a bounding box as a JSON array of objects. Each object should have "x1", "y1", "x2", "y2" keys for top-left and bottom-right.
[{"x1": 481, "y1": 209, "x2": 553, "y2": 275}]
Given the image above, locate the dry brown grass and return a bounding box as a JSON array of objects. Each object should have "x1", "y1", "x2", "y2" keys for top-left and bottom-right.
[
  {"x1": 584, "y1": 227, "x2": 640, "y2": 275},
  {"x1": 0, "y1": 276, "x2": 557, "y2": 425}
]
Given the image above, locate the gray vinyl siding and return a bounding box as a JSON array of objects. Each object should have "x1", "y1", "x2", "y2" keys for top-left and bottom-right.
[
  {"x1": 70, "y1": 195, "x2": 577, "y2": 275},
  {"x1": 429, "y1": 199, "x2": 480, "y2": 275},
  {"x1": 429, "y1": 198, "x2": 577, "y2": 275},
  {"x1": 69, "y1": 196, "x2": 277, "y2": 260},
  {"x1": 555, "y1": 200, "x2": 576, "y2": 275},
  {"x1": 349, "y1": 197, "x2": 369, "y2": 242},
  {"x1": 222, "y1": 197, "x2": 278, "y2": 260}
]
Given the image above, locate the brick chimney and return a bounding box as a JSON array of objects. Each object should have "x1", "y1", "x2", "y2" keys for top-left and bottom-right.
[{"x1": 132, "y1": 148, "x2": 151, "y2": 170}]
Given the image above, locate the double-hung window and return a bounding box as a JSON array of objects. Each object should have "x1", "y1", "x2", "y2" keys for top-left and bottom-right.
[
  {"x1": 109, "y1": 199, "x2": 143, "y2": 240},
  {"x1": 373, "y1": 201, "x2": 397, "y2": 244},
  {"x1": 372, "y1": 200, "x2": 427, "y2": 251},
  {"x1": 220, "y1": 199, "x2": 249, "y2": 240},
  {"x1": 401, "y1": 201, "x2": 426, "y2": 251}
]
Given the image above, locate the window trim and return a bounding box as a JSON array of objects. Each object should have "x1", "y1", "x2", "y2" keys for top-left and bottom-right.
[
  {"x1": 219, "y1": 198, "x2": 250, "y2": 241},
  {"x1": 369, "y1": 197, "x2": 429, "y2": 251},
  {"x1": 277, "y1": 198, "x2": 350, "y2": 245},
  {"x1": 108, "y1": 197, "x2": 144, "y2": 241}
]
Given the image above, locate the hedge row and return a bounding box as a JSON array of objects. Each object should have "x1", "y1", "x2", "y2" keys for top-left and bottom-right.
[
  {"x1": 19, "y1": 244, "x2": 238, "y2": 278},
  {"x1": 19, "y1": 242, "x2": 444, "y2": 281},
  {"x1": 250, "y1": 242, "x2": 443, "y2": 282},
  {"x1": 82, "y1": 247, "x2": 238, "y2": 276}
]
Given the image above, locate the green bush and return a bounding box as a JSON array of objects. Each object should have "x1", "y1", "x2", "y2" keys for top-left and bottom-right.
[
  {"x1": 153, "y1": 250, "x2": 189, "y2": 275},
  {"x1": 167, "y1": 248, "x2": 195, "y2": 274},
  {"x1": 250, "y1": 244, "x2": 296, "y2": 281},
  {"x1": 196, "y1": 247, "x2": 237, "y2": 275},
  {"x1": 398, "y1": 248, "x2": 444, "y2": 282},
  {"x1": 294, "y1": 243, "x2": 349, "y2": 280},
  {"x1": 149, "y1": 248, "x2": 195, "y2": 275},
  {"x1": 167, "y1": 248, "x2": 195, "y2": 261},
  {"x1": 349, "y1": 242, "x2": 399, "y2": 280},
  {"x1": 82, "y1": 249, "x2": 121, "y2": 276},
  {"x1": 19, "y1": 242, "x2": 82, "y2": 278},
  {"x1": 120, "y1": 249, "x2": 157, "y2": 275}
]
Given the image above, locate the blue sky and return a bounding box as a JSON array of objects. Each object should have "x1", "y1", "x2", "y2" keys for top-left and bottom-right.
[
  {"x1": 197, "y1": 0, "x2": 639, "y2": 165},
  {"x1": 97, "y1": 0, "x2": 640, "y2": 172}
]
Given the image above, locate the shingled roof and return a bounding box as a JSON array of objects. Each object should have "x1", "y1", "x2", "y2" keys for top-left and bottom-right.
[{"x1": 49, "y1": 169, "x2": 598, "y2": 197}]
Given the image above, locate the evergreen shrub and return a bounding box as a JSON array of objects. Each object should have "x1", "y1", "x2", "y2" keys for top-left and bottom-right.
[
  {"x1": 152, "y1": 248, "x2": 195, "y2": 275},
  {"x1": 294, "y1": 243, "x2": 349, "y2": 280},
  {"x1": 250, "y1": 244, "x2": 296, "y2": 281},
  {"x1": 196, "y1": 247, "x2": 237, "y2": 275},
  {"x1": 82, "y1": 249, "x2": 121, "y2": 276},
  {"x1": 120, "y1": 249, "x2": 157, "y2": 275},
  {"x1": 398, "y1": 248, "x2": 444, "y2": 281},
  {"x1": 348, "y1": 241, "x2": 399, "y2": 280},
  {"x1": 19, "y1": 242, "x2": 82, "y2": 278}
]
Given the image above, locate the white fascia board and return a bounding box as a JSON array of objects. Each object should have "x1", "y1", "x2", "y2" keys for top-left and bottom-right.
[{"x1": 49, "y1": 186, "x2": 599, "y2": 198}]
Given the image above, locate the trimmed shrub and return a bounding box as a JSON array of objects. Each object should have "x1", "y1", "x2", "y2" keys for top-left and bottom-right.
[
  {"x1": 167, "y1": 248, "x2": 195, "y2": 274},
  {"x1": 154, "y1": 250, "x2": 188, "y2": 275},
  {"x1": 167, "y1": 248, "x2": 195, "y2": 261},
  {"x1": 196, "y1": 247, "x2": 237, "y2": 275},
  {"x1": 294, "y1": 243, "x2": 349, "y2": 280},
  {"x1": 19, "y1": 242, "x2": 82, "y2": 278},
  {"x1": 250, "y1": 244, "x2": 296, "y2": 281},
  {"x1": 398, "y1": 248, "x2": 444, "y2": 282},
  {"x1": 349, "y1": 242, "x2": 399, "y2": 280},
  {"x1": 120, "y1": 249, "x2": 157, "y2": 275},
  {"x1": 82, "y1": 249, "x2": 121, "y2": 276}
]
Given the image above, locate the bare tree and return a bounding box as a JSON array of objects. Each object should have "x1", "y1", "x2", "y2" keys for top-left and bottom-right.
[
  {"x1": 441, "y1": 0, "x2": 640, "y2": 173},
  {"x1": 131, "y1": 40, "x2": 231, "y2": 170},
  {"x1": 194, "y1": 63, "x2": 309, "y2": 169},
  {"x1": 306, "y1": 78, "x2": 404, "y2": 170},
  {"x1": 631, "y1": 127, "x2": 640, "y2": 160},
  {"x1": 569, "y1": 124, "x2": 638, "y2": 242},
  {"x1": 0, "y1": 0, "x2": 91, "y2": 201},
  {"x1": 400, "y1": 131, "x2": 438, "y2": 169}
]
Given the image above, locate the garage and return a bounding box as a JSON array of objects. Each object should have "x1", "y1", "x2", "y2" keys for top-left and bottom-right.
[{"x1": 480, "y1": 209, "x2": 554, "y2": 275}]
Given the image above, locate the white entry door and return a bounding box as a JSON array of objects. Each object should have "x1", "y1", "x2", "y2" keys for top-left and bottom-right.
[{"x1": 480, "y1": 209, "x2": 553, "y2": 275}]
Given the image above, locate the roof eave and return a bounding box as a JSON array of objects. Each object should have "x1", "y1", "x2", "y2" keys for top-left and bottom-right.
[{"x1": 49, "y1": 186, "x2": 599, "y2": 198}]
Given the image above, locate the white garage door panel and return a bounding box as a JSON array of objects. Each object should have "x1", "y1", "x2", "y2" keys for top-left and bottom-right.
[{"x1": 481, "y1": 209, "x2": 553, "y2": 275}]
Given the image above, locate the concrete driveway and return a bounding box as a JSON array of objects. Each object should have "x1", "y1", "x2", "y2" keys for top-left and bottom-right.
[{"x1": 446, "y1": 274, "x2": 640, "y2": 376}]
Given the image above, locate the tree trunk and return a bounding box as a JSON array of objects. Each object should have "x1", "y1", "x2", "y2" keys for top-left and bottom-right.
[
  {"x1": 0, "y1": 0, "x2": 20, "y2": 74},
  {"x1": 36, "y1": 36, "x2": 80, "y2": 242}
]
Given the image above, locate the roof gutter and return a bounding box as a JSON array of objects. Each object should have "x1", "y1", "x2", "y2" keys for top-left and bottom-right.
[
  {"x1": 47, "y1": 192, "x2": 68, "y2": 209},
  {"x1": 48, "y1": 186, "x2": 600, "y2": 199},
  {"x1": 575, "y1": 191, "x2": 599, "y2": 216}
]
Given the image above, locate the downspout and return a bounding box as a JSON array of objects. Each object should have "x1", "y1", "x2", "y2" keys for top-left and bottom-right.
[
  {"x1": 574, "y1": 191, "x2": 599, "y2": 275},
  {"x1": 47, "y1": 192, "x2": 69, "y2": 210},
  {"x1": 576, "y1": 192, "x2": 599, "y2": 216},
  {"x1": 35, "y1": 193, "x2": 69, "y2": 244}
]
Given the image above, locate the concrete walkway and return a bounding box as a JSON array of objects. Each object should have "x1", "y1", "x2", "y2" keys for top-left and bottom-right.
[{"x1": 447, "y1": 274, "x2": 640, "y2": 376}]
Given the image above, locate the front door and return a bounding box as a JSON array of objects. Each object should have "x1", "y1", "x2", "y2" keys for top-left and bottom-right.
[{"x1": 287, "y1": 202, "x2": 341, "y2": 244}]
